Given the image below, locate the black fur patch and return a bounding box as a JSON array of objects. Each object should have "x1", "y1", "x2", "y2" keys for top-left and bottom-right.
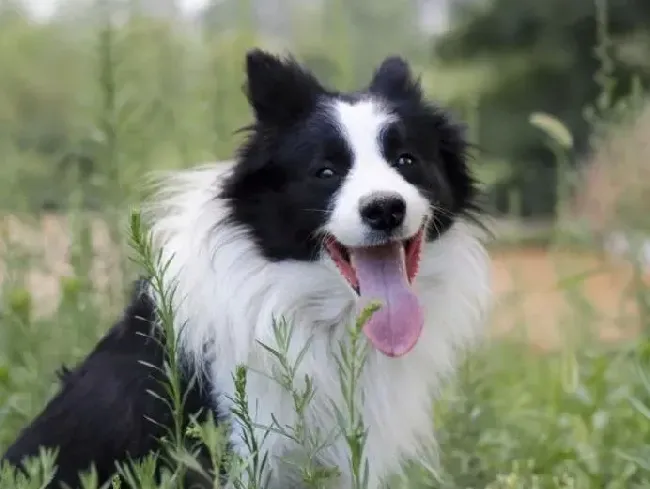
[{"x1": 1, "y1": 280, "x2": 216, "y2": 488}]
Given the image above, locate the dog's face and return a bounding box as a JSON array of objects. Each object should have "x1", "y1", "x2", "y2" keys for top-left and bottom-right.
[{"x1": 222, "y1": 49, "x2": 479, "y2": 357}]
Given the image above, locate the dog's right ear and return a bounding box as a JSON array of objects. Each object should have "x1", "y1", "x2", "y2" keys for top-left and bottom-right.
[
  {"x1": 368, "y1": 56, "x2": 422, "y2": 102},
  {"x1": 244, "y1": 49, "x2": 325, "y2": 127}
]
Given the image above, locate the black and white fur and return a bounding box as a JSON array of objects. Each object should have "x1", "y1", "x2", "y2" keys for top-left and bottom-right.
[{"x1": 2, "y1": 50, "x2": 492, "y2": 489}]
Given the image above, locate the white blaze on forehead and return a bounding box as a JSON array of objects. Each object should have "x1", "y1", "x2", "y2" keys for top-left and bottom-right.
[
  {"x1": 327, "y1": 98, "x2": 429, "y2": 246},
  {"x1": 333, "y1": 98, "x2": 395, "y2": 161}
]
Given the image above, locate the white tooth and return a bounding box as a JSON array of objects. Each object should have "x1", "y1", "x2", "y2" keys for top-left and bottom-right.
[{"x1": 399, "y1": 242, "x2": 408, "y2": 277}]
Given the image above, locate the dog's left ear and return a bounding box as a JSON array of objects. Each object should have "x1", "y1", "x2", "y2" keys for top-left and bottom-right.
[
  {"x1": 244, "y1": 49, "x2": 325, "y2": 127},
  {"x1": 368, "y1": 56, "x2": 422, "y2": 101}
]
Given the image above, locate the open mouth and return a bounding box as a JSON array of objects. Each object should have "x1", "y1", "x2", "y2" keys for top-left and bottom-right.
[
  {"x1": 324, "y1": 229, "x2": 425, "y2": 293},
  {"x1": 324, "y1": 226, "x2": 426, "y2": 358}
]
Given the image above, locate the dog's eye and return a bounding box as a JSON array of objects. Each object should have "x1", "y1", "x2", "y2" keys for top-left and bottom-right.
[
  {"x1": 315, "y1": 167, "x2": 336, "y2": 179},
  {"x1": 394, "y1": 153, "x2": 416, "y2": 167}
]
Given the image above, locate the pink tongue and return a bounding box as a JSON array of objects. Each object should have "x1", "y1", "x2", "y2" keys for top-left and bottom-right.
[{"x1": 350, "y1": 243, "x2": 424, "y2": 357}]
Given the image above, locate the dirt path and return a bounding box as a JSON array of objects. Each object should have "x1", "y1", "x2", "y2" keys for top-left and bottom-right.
[
  {"x1": 1, "y1": 215, "x2": 644, "y2": 348},
  {"x1": 490, "y1": 247, "x2": 643, "y2": 348}
]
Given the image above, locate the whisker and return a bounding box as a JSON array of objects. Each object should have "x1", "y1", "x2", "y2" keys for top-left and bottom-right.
[
  {"x1": 428, "y1": 203, "x2": 454, "y2": 219},
  {"x1": 304, "y1": 208, "x2": 330, "y2": 215},
  {"x1": 431, "y1": 216, "x2": 442, "y2": 237},
  {"x1": 308, "y1": 226, "x2": 331, "y2": 259}
]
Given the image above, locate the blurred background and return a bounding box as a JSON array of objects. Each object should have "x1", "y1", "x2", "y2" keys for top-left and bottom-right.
[{"x1": 2, "y1": 0, "x2": 650, "y2": 487}]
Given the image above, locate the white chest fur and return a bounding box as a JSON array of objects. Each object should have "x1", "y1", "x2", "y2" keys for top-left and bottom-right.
[{"x1": 144, "y1": 165, "x2": 492, "y2": 489}]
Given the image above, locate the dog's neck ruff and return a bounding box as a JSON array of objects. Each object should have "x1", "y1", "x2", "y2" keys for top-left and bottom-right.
[{"x1": 143, "y1": 162, "x2": 492, "y2": 489}]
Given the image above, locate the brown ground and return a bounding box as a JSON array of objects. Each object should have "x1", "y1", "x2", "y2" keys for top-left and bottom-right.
[
  {"x1": 490, "y1": 247, "x2": 643, "y2": 349},
  {"x1": 0, "y1": 214, "x2": 645, "y2": 349}
]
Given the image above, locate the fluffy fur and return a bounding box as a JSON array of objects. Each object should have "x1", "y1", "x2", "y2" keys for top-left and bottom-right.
[{"x1": 2, "y1": 50, "x2": 492, "y2": 489}]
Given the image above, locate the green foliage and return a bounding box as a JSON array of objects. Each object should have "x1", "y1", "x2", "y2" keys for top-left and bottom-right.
[
  {"x1": 435, "y1": 0, "x2": 650, "y2": 217},
  {"x1": 431, "y1": 342, "x2": 650, "y2": 488},
  {"x1": 3, "y1": 258, "x2": 650, "y2": 489},
  {"x1": 0, "y1": 0, "x2": 436, "y2": 213}
]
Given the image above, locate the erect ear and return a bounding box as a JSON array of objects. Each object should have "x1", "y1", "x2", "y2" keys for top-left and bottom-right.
[
  {"x1": 244, "y1": 49, "x2": 325, "y2": 126},
  {"x1": 368, "y1": 56, "x2": 422, "y2": 101}
]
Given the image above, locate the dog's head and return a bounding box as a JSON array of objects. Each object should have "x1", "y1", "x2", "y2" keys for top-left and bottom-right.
[{"x1": 222, "y1": 49, "x2": 480, "y2": 357}]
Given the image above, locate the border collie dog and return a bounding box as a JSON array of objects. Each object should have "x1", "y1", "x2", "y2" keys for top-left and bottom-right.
[{"x1": 2, "y1": 50, "x2": 492, "y2": 488}]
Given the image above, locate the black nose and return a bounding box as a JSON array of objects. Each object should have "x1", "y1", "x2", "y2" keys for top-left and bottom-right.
[{"x1": 359, "y1": 193, "x2": 406, "y2": 231}]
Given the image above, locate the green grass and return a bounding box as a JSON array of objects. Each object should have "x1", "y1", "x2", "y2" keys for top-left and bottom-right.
[{"x1": 1, "y1": 213, "x2": 650, "y2": 488}]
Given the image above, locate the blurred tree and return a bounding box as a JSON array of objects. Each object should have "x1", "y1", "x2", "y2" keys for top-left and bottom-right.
[
  {"x1": 0, "y1": 0, "x2": 27, "y2": 20},
  {"x1": 287, "y1": 0, "x2": 429, "y2": 90},
  {"x1": 434, "y1": 0, "x2": 650, "y2": 217},
  {"x1": 344, "y1": 0, "x2": 426, "y2": 83}
]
